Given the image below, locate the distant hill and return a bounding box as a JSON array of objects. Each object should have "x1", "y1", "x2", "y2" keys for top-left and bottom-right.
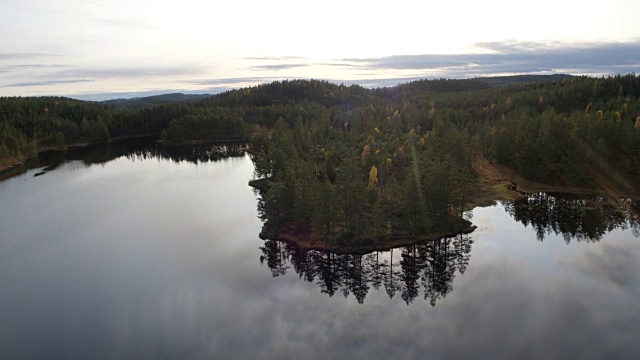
[
  {"x1": 103, "y1": 93, "x2": 211, "y2": 109},
  {"x1": 389, "y1": 74, "x2": 577, "y2": 97},
  {"x1": 99, "y1": 75, "x2": 576, "y2": 109},
  {"x1": 474, "y1": 74, "x2": 576, "y2": 87}
]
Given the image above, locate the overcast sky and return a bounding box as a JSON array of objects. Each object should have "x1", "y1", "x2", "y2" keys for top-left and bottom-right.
[{"x1": 1, "y1": 0, "x2": 639, "y2": 100}]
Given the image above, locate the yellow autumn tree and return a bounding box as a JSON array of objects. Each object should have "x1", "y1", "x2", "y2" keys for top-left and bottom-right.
[{"x1": 368, "y1": 165, "x2": 378, "y2": 189}]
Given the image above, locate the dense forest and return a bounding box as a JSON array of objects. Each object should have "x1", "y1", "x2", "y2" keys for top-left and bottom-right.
[{"x1": 2, "y1": 74, "x2": 639, "y2": 248}]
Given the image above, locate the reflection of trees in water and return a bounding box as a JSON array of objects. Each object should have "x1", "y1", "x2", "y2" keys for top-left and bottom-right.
[
  {"x1": 259, "y1": 233, "x2": 473, "y2": 305},
  {"x1": 49, "y1": 138, "x2": 246, "y2": 167},
  {"x1": 157, "y1": 143, "x2": 245, "y2": 163},
  {"x1": 24, "y1": 138, "x2": 247, "y2": 178},
  {"x1": 502, "y1": 193, "x2": 640, "y2": 242}
]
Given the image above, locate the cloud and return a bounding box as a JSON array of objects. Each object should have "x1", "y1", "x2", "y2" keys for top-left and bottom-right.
[
  {"x1": 190, "y1": 77, "x2": 286, "y2": 86},
  {"x1": 0, "y1": 64, "x2": 70, "y2": 73},
  {"x1": 242, "y1": 56, "x2": 311, "y2": 72},
  {"x1": 337, "y1": 40, "x2": 640, "y2": 76},
  {"x1": 0, "y1": 53, "x2": 62, "y2": 60},
  {"x1": 50, "y1": 65, "x2": 205, "y2": 79},
  {"x1": 242, "y1": 56, "x2": 307, "y2": 61},
  {"x1": 2, "y1": 64, "x2": 67, "y2": 69},
  {"x1": 249, "y1": 63, "x2": 309, "y2": 71},
  {"x1": 1, "y1": 79, "x2": 92, "y2": 88},
  {"x1": 473, "y1": 40, "x2": 568, "y2": 53},
  {"x1": 316, "y1": 62, "x2": 368, "y2": 69}
]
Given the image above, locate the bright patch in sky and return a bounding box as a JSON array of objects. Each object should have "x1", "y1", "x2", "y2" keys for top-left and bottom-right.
[{"x1": 1, "y1": 0, "x2": 639, "y2": 99}]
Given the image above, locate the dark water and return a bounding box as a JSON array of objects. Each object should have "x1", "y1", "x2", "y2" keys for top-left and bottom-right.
[{"x1": 1, "y1": 140, "x2": 639, "y2": 359}]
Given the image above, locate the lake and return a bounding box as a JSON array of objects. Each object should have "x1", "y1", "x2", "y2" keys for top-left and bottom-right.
[{"x1": 1, "y1": 139, "x2": 639, "y2": 359}]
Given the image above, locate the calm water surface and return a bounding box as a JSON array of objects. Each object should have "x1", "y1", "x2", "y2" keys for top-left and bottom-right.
[{"x1": 1, "y1": 140, "x2": 638, "y2": 359}]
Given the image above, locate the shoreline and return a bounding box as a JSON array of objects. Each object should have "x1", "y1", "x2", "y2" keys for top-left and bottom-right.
[
  {"x1": 0, "y1": 134, "x2": 160, "y2": 174},
  {"x1": 0, "y1": 162, "x2": 25, "y2": 176},
  {"x1": 259, "y1": 221, "x2": 477, "y2": 254},
  {"x1": 1, "y1": 135, "x2": 250, "y2": 176},
  {"x1": 250, "y1": 155, "x2": 639, "y2": 253},
  {"x1": 466, "y1": 156, "x2": 639, "y2": 209},
  {"x1": 158, "y1": 138, "x2": 246, "y2": 145}
]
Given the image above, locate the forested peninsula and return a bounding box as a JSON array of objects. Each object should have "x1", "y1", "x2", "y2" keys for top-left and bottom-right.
[{"x1": 2, "y1": 74, "x2": 640, "y2": 251}]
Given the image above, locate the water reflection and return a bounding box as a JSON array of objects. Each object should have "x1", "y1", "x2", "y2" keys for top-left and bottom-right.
[
  {"x1": 2, "y1": 144, "x2": 639, "y2": 358},
  {"x1": 260, "y1": 191, "x2": 640, "y2": 306},
  {"x1": 502, "y1": 193, "x2": 640, "y2": 242},
  {"x1": 70, "y1": 138, "x2": 245, "y2": 165},
  {"x1": 260, "y1": 233, "x2": 473, "y2": 306},
  {"x1": 14, "y1": 138, "x2": 246, "y2": 179}
]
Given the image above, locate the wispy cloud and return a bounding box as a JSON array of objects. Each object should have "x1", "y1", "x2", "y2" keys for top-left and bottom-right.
[
  {"x1": 0, "y1": 53, "x2": 62, "y2": 60},
  {"x1": 473, "y1": 40, "x2": 568, "y2": 53},
  {"x1": 249, "y1": 63, "x2": 309, "y2": 71},
  {"x1": 316, "y1": 62, "x2": 367, "y2": 68},
  {"x1": 1, "y1": 79, "x2": 93, "y2": 88},
  {"x1": 242, "y1": 56, "x2": 307, "y2": 61},
  {"x1": 190, "y1": 77, "x2": 287, "y2": 86},
  {"x1": 0, "y1": 64, "x2": 69, "y2": 72},
  {"x1": 51, "y1": 65, "x2": 205, "y2": 79}
]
